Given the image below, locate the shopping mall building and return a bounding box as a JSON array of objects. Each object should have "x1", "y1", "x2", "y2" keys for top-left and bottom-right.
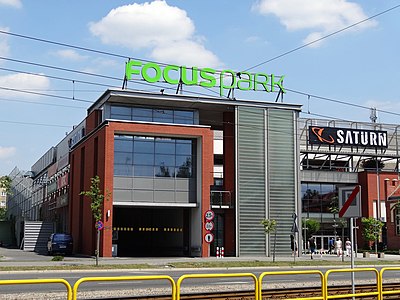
[{"x1": 7, "y1": 88, "x2": 400, "y2": 257}]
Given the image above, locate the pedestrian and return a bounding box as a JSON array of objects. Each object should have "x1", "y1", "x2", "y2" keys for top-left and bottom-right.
[
  {"x1": 345, "y1": 238, "x2": 352, "y2": 257},
  {"x1": 335, "y1": 238, "x2": 343, "y2": 257},
  {"x1": 328, "y1": 238, "x2": 334, "y2": 254},
  {"x1": 290, "y1": 234, "x2": 297, "y2": 256},
  {"x1": 308, "y1": 237, "x2": 316, "y2": 259}
]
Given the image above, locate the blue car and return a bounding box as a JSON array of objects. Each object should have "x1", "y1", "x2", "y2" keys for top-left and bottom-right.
[{"x1": 47, "y1": 233, "x2": 73, "y2": 256}]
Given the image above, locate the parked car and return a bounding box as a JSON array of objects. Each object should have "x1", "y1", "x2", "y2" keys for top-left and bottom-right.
[{"x1": 47, "y1": 233, "x2": 73, "y2": 256}]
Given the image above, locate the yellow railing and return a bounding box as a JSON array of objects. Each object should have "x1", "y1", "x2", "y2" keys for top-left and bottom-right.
[
  {"x1": 0, "y1": 278, "x2": 73, "y2": 300},
  {"x1": 259, "y1": 270, "x2": 325, "y2": 300},
  {"x1": 176, "y1": 273, "x2": 258, "y2": 300},
  {"x1": 325, "y1": 268, "x2": 380, "y2": 300},
  {"x1": 380, "y1": 267, "x2": 400, "y2": 299},
  {"x1": 72, "y1": 275, "x2": 176, "y2": 300},
  {"x1": 2, "y1": 267, "x2": 400, "y2": 299}
]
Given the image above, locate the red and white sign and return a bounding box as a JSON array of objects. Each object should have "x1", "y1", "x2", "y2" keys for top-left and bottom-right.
[
  {"x1": 204, "y1": 221, "x2": 214, "y2": 231},
  {"x1": 204, "y1": 210, "x2": 215, "y2": 221},
  {"x1": 339, "y1": 185, "x2": 361, "y2": 218},
  {"x1": 204, "y1": 232, "x2": 214, "y2": 243}
]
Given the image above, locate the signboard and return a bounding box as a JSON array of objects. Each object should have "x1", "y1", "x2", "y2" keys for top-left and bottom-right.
[
  {"x1": 308, "y1": 126, "x2": 388, "y2": 148},
  {"x1": 204, "y1": 232, "x2": 214, "y2": 244},
  {"x1": 339, "y1": 186, "x2": 361, "y2": 218},
  {"x1": 125, "y1": 59, "x2": 285, "y2": 97},
  {"x1": 96, "y1": 221, "x2": 104, "y2": 231},
  {"x1": 204, "y1": 210, "x2": 215, "y2": 221},
  {"x1": 204, "y1": 221, "x2": 214, "y2": 231}
]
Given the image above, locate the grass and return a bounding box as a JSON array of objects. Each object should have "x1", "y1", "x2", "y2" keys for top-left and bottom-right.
[{"x1": 0, "y1": 259, "x2": 399, "y2": 272}]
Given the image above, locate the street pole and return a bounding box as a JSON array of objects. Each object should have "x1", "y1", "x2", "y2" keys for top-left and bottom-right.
[
  {"x1": 350, "y1": 217, "x2": 355, "y2": 297},
  {"x1": 96, "y1": 228, "x2": 100, "y2": 266}
]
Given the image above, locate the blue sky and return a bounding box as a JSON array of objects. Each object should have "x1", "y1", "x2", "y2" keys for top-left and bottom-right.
[{"x1": 0, "y1": 0, "x2": 399, "y2": 175}]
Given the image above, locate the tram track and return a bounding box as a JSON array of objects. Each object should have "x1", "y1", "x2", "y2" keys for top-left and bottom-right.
[{"x1": 84, "y1": 282, "x2": 400, "y2": 300}]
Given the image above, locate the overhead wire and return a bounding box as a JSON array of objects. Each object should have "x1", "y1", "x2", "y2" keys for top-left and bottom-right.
[{"x1": 0, "y1": 3, "x2": 399, "y2": 129}]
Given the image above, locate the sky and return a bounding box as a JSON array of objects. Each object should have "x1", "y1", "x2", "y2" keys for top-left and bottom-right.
[{"x1": 0, "y1": 0, "x2": 399, "y2": 175}]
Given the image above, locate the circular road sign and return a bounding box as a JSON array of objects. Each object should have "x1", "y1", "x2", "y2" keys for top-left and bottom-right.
[
  {"x1": 204, "y1": 232, "x2": 214, "y2": 244},
  {"x1": 96, "y1": 220, "x2": 104, "y2": 230},
  {"x1": 204, "y1": 221, "x2": 214, "y2": 231},
  {"x1": 204, "y1": 210, "x2": 215, "y2": 221}
]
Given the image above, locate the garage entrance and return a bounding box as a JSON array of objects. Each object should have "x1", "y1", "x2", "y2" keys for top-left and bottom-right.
[{"x1": 112, "y1": 207, "x2": 190, "y2": 257}]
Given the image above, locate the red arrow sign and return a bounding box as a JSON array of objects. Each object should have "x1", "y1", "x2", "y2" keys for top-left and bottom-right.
[{"x1": 339, "y1": 185, "x2": 360, "y2": 218}]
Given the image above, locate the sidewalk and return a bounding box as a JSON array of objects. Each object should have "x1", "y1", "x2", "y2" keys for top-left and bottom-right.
[{"x1": 1, "y1": 246, "x2": 400, "y2": 268}]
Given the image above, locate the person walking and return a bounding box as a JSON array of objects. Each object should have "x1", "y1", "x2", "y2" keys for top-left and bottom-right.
[
  {"x1": 345, "y1": 238, "x2": 352, "y2": 257},
  {"x1": 328, "y1": 238, "x2": 335, "y2": 254},
  {"x1": 335, "y1": 238, "x2": 343, "y2": 257},
  {"x1": 308, "y1": 237, "x2": 316, "y2": 259}
]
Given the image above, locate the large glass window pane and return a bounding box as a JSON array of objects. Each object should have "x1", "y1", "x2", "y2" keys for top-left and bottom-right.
[
  {"x1": 155, "y1": 154, "x2": 175, "y2": 166},
  {"x1": 134, "y1": 153, "x2": 154, "y2": 165},
  {"x1": 114, "y1": 139, "x2": 133, "y2": 152},
  {"x1": 174, "y1": 110, "x2": 194, "y2": 124},
  {"x1": 134, "y1": 165, "x2": 154, "y2": 177},
  {"x1": 154, "y1": 109, "x2": 173, "y2": 123},
  {"x1": 111, "y1": 106, "x2": 131, "y2": 116},
  {"x1": 176, "y1": 143, "x2": 192, "y2": 155},
  {"x1": 134, "y1": 141, "x2": 154, "y2": 153},
  {"x1": 114, "y1": 152, "x2": 133, "y2": 164},
  {"x1": 132, "y1": 108, "x2": 152, "y2": 122},
  {"x1": 114, "y1": 164, "x2": 133, "y2": 176},
  {"x1": 176, "y1": 155, "x2": 191, "y2": 167},
  {"x1": 155, "y1": 165, "x2": 174, "y2": 177},
  {"x1": 155, "y1": 141, "x2": 175, "y2": 154},
  {"x1": 176, "y1": 166, "x2": 192, "y2": 178}
]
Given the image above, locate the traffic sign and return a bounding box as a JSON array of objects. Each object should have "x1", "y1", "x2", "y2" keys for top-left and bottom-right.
[
  {"x1": 96, "y1": 220, "x2": 104, "y2": 230},
  {"x1": 339, "y1": 186, "x2": 361, "y2": 218},
  {"x1": 204, "y1": 232, "x2": 214, "y2": 243},
  {"x1": 204, "y1": 221, "x2": 214, "y2": 231},
  {"x1": 204, "y1": 210, "x2": 215, "y2": 221}
]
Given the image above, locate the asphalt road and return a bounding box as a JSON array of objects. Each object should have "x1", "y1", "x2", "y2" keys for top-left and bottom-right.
[{"x1": 1, "y1": 246, "x2": 400, "y2": 298}]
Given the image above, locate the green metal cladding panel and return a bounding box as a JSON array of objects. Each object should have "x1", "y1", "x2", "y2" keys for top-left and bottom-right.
[
  {"x1": 267, "y1": 109, "x2": 296, "y2": 256},
  {"x1": 237, "y1": 107, "x2": 266, "y2": 255}
]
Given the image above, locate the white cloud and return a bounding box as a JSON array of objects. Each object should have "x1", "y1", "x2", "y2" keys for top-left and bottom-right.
[
  {"x1": 89, "y1": 0, "x2": 222, "y2": 68},
  {"x1": 54, "y1": 49, "x2": 88, "y2": 61},
  {"x1": 0, "y1": 0, "x2": 21, "y2": 8},
  {"x1": 252, "y1": 0, "x2": 377, "y2": 47},
  {"x1": 0, "y1": 27, "x2": 10, "y2": 59},
  {"x1": 0, "y1": 146, "x2": 16, "y2": 160},
  {"x1": 0, "y1": 73, "x2": 50, "y2": 98}
]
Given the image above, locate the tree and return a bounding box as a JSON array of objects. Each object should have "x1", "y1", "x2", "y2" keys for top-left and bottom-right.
[
  {"x1": 0, "y1": 176, "x2": 11, "y2": 194},
  {"x1": 260, "y1": 219, "x2": 277, "y2": 261},
  {"x1": 302, "y1": 219, "x2": 320, "y2": 240},
  {"x1": 361, "y1": 217, "x2": 384, "y2": 251},
  {"x1": 80, "y1": 176, "x2": 109, "y2": 266}
]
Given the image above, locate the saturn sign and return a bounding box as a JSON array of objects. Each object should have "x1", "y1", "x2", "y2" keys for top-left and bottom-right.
[{"x1": 309, "y1": 126, "x2": 388, "y2": 148}]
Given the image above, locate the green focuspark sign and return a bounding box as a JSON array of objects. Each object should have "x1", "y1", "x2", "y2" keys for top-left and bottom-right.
[{"x1": 125, "y1": 60, "x2": 285, "y2": 97}]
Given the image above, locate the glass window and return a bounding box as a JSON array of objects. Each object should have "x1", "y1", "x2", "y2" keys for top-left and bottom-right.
[
  {"x1": 176, "y1": 155, "x2": 191, "y2": 167},
  {"x1": 134, "y1": 153, "x2": 154, "y2": 165},
  {"x1": 174, "y1": 110, "x2": 194, "y2": 124},
  {"x1": 134, "y1": 165, "x2": 154, "y2": 177},
  {"x1": 155, "y1": 154, "x2": 175, "y2": 166},
  {"x1": 134, "y1": 141, "x2": 154, "y2": 153},
  {"x1": 111, "y1": 106, "x2": 131, "y2": 116},
  {"x1": 114, "y1": 164, "x2": 133, "y2": 176},
  {"x1": 132, "y1": 108, "x2": 152, "y2": 122},
  {"x1": 155, "y1": 165, "x2": 174, "y2": 177},
  {"x1": 153, "y1": 109, "x2": 173, "y2": 123},
  {"x1": 114, "y1": 139, "x2": 133, "y2": 152},
  {"x1": 176, "y1": 143, "x2": 192, "y2": 155},
  {"x1": 155, "y1": 141, "x2": 175, "y2": 154},
  {"x1": 176, "y1": 166, "x2": 192, "y2": 178},
  {"x1": 114, "y1": 152, "x2": 132, "y2": 165}
]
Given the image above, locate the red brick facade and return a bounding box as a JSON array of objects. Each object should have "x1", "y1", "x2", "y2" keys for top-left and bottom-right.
[{"x1": 69, "y1": 120, "x2": 213, "y2": 257}]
